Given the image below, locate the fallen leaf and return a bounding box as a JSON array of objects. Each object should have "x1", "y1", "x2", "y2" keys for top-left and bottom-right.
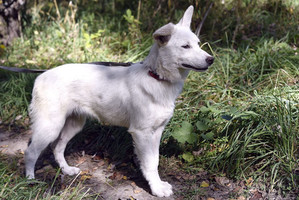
[
  {"x1": 250, "y1": 190, "x2": 262, "y2": 200},
  {"x1": 246, "y1": 177, "x2": 254, "y2": 187},
  {"x1": 97, "y1": 160, "x2": 105, "y2": 167},
  {"x1": 237, "y1": 196, "x2": 246, "y2": 200},
  {"x1": 131, "y1": 182, "x2": 137, "y2": 187},
  {"x1": 233, "y1": 186, "x2": 244, "y2": 194},
  {"x1": 80, "y1": 170, "x2": 90, "y2": 175},
  {"x1": 92, "y1": 167, "x2": 98, "y2": 171},
  {"x1": 15, "y1": 115, "x2": 22, "y2": 121},
  {"x1": 76, "y1": 157, "x2": 87, "y2": 166},
  {"x1": 109, "y1": 171, "x2": 123, "y2": 180},
  {"x1": 200, "y1": 181, "x2": 209, "y2": 187},
  {"x1": 91, "y1": 155, "x2": 102, "y2": 162},
  {"x1": 107, "y1": 163, "x2": 115, "y2": 170},
  {"x1": 61, "y1": 183, "x2": 66, "y2": 190},
  {"x1": 80, "y1": 174, "x2": 92, "y2": 181},
  {"x1": 207, "y1": 198, "x2": 215, "y2": 200},
  {"x1": 17, "y1": 149, "x2": 24, "y2": 155},
  {"x1": 215, "y1": 176, "x2": 230, "y2": 186},
  {"x1": 182, "y1": 174, "x2": 196, "y2": 181},
  {"x1": 133, "y1": 189, "x2": 142, "y2": 194}
]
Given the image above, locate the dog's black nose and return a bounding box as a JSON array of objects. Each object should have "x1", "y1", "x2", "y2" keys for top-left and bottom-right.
[{"x1": 206, "y1": 56, "x2": 214, "y2": 65}]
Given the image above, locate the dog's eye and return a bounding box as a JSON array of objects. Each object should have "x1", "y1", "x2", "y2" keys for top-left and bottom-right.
[{"x1": 182, "y1": 44, "x2": 191, "y2": 49}]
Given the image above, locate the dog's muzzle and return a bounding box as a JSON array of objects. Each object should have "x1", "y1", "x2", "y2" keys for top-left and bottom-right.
[
  {"x1": 181, "y1": 56, "x2": 214, "y2": 71},
  {"x1": 205, "y1": 56, "x2": 214, "y2": 65}
]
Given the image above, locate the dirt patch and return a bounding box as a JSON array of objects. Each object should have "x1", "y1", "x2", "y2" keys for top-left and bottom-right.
[
  {"x1": 0, "y1": 127, "x2": 175, "y2": 199},
  {"x1": 0, "y1": 128, "x2": 30, "y2": 155}
]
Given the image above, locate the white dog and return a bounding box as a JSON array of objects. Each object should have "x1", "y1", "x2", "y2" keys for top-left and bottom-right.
[{"x1": 25, "y1": 6, "x2": 214, "y2": 197}]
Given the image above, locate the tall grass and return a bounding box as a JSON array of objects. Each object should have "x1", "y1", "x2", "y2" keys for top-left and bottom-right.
[
  {"x1": 210, "y1": 94, "x2": 298, "y2": 188},
  {"x1": 162, "y1": 36, "x2": 298, "y2": 192},
  {"x1": 0, "y1": 73, "x2": 36, "y2": 125}
]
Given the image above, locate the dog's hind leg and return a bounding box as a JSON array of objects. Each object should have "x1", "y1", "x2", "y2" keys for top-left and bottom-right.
[
  {"x1": 53, "y1": 114, "x2": 86, "y2": 176},
  {"x1": 25, "y1": 116, "x2": 66, "y2": 179},
  {"x1": 129, "y1": 126, "x2": 173, "y2": 197}
]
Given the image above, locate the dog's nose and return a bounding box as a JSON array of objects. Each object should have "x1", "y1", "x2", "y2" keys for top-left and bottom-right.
[{"x1": 206, "y1": 56, "x2": 214, "y2": 65}]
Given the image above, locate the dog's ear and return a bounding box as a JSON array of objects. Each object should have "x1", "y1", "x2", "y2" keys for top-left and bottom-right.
[
  {"x1": 153, "y1": 23, "x2": 174, "y2": 46},
  {"x1": 178, "y1": 5, "x2": 194, "y2": 27}
]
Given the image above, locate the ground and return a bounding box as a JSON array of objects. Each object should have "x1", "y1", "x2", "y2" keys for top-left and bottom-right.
[{"x1": 0, "y1": 127, "x2": 296, "y2": 200}]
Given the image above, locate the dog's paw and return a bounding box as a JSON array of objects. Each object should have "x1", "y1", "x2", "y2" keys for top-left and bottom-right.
[
  {"x1": 26, "y1": 174, "x2": 35, "y2": 180},
  {"x1": 62, "y1": 166, "x2": 81, "y2": 176},
  {"x1": 150, "y1": 181, "x2": 173, "y2": 197}
]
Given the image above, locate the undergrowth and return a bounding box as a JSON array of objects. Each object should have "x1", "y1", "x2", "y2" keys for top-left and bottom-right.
[
  {"x1": 162, "y1": 38, "x2": 298, "y2": 193},
  {"x1": 0, "y1": 154, "x2": 96, "y2": 199},
  {"x1": 0, "y1": 0, "x2": 298, "y2": 198}
]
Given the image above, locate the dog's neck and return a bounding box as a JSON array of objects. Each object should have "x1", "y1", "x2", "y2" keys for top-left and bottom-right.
[
  {"x1": 148, "y1": 70, "x2": 167, "y2": 81},
  {"x1": 143, "y1": 43, "x2": 190, "y2": 83}
]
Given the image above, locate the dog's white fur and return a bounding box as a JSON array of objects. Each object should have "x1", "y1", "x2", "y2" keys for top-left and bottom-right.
[{"x1": 25, "y1": 6, "x2": 213, "y2": 197}]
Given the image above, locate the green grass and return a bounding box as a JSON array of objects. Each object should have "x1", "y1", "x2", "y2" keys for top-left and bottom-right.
[
  {"x1": 0, "y1": 155, "x2": 97, "y2": 200},
  {"x1": 0, "y1": 73, "x2": 37, "y2": 125},
  {"x1": 0, "y1": 1, "x2": 298, "y2": 198},
  {"x1": 162, "y1": 37, "x2": 298, "y2": 193}
]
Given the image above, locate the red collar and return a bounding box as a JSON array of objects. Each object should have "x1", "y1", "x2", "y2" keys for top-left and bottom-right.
[{"x1": 148, "y1": 70, "x2": 167, "y2": 81}]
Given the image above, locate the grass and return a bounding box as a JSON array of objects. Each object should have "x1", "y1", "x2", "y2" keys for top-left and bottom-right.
[
  {"x1": 0, "y1": 154, "x2": 97, "y2": 199},
  {"x1": 0, "y1": 1, "x2": 298, "y2": 198},
  {"x1": 162, "y1": 36, "x2": 298, "y2": 193}
]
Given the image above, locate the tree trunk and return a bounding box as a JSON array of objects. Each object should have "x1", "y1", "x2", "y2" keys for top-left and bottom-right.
[{"x1": 0, "y1": 0, "x2": 25, "y2": 46}]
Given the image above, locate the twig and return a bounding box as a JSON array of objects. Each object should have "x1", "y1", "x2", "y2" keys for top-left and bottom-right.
[
  {"x1": 137, "y1": 0, "x2": 141, "y2": 21},
  {"x1": 195, "y1": 2, "x2": 213, "y2": 37},
  {"x1": 53, "y1": 0, "x2": 61, "y2": 20}
]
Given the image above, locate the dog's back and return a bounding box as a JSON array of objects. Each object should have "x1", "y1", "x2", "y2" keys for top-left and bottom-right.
[{"x1": 30, "y1": 64, "x2": 132, "y2": 127}]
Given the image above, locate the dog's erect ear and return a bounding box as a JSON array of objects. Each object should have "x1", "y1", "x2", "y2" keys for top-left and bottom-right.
[
  {"x1": 178, "y1": 5, "x2": 194, "y2": 27},
  {"x1": 153, "y1": 23, "x2": 175, "y2": 46}
]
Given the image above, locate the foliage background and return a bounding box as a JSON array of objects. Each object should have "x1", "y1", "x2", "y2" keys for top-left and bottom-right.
[{"x1": 0, "y1": 0, "x2": 298, "y2": 198}]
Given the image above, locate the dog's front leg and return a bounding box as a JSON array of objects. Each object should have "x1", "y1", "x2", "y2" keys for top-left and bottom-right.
[{"x1": 129, "y1": 127, "x2": 173, "y2": 197}]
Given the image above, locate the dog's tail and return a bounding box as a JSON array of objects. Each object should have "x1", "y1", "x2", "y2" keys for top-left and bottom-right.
[{"x1": 0, "y1": 65, "x2": 46, "y2": 73}]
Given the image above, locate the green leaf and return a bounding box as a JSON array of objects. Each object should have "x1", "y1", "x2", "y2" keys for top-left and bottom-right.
[
  {"x1": 182, "y1": 152, "x2": 194, "y2": 163},
  {"x1": 209, "y1": 106, "x2": 221, "y2": 114},
  {"x1": 229, "y1": 107, "x2": 238, "y2": 114},
  {"x1": 196, "y1": 121, "x2": 209, "y2": 131},
  {"x1": 199, "y1": 106, "x2": 210, "y2": 113},
  {"x1": 172, "y1": 121, "x2": 197, "y2": 144},
  {"x1": 201, "y1": 132, "x2": 214, "y2": 140}
]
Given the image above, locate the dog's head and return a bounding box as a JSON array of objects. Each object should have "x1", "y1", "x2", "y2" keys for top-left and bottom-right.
[{"x1": 152, "y1": 6, "x2": 214, "y2": 81}]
